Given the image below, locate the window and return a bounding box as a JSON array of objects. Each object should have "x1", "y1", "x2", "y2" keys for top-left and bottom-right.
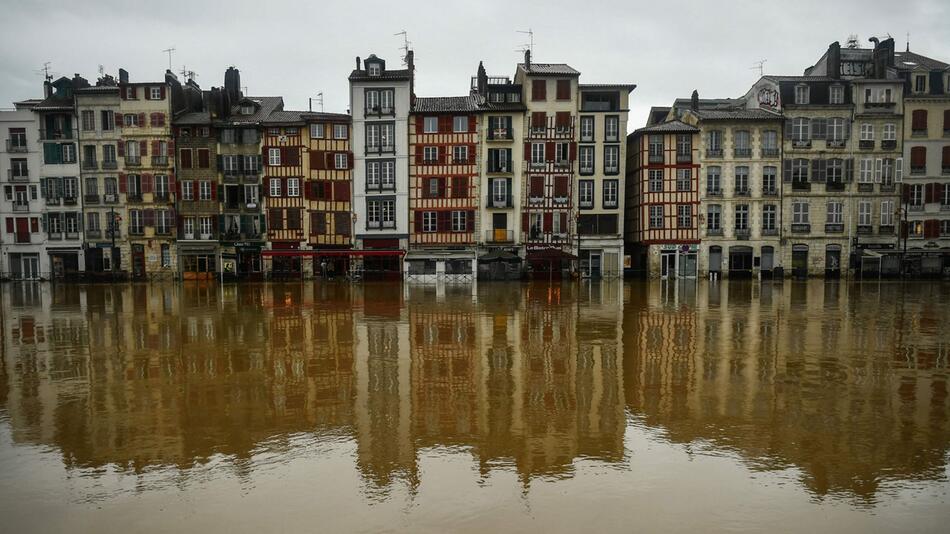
[
  {"x1": 881, "y1": 158, "x2": 895, "y2": 185},
  {"x1": 62, "y1": 144, "x2": 76, "y2": 163},
  {"x1": 735, "y1": 166, "x2": 749, "y2": 195},
  {"x1": 424, "y1": 117, "x2": 438, "y2": 133},
  {"x1": 792, "y1": 158, "x2": 809, "y2": 182},
  {"x1": 605, "y1": 116, "x2": 619, "y2": 141},
  {"x1": 379, "y1": 90, "x2": 394, "y2": 112},
  {"x1": 453, "y1": 116, "x2": 469, "y2": 132},
  {"x1": 860, "y1": 124, "x2": 874, "y2": 141},
  {"x1": 858, "y1": 201, "x2": 872, "y2": 226},
  {"x1": 85, "y1": 177, "x2": 98, "y2": 196},
  {"x1": 883, "y1": 123, "x2": 896, "y2": 140},
  {"x1": 580, "y1": 116, "x2": 594, "y2": 140},
  {"x1": 828, "y1": 117, "x2": 847, "y2": 142},
  {"x1": 268, "y1": 148, "x2": 281, "y2": 166},
  {"x1": 309, "y1": 123, "x2": 325, "y2": 138},
  {"x1": 423, "y1": 146, "x2": 438, "y2": 163},
  {"x1": 707, "y1": 130, "x2": 722, "y2": 155},
  {"x1": 603, "y1": 180, "x2": 618, "y2": 208},
  {"x1": 706, "y1": 166, "x2": 721, "y2": 194},
  {"x1": 222, "y1": 155, "x2": 238, "y2": 173},
  {"x1": 579, "y1": 146, "x2": 594, "y2": 174},
  {"x1": 381, "y1": 199, "x2": 395, "y2": 227},
  {"x1": 829, "y1": 85, "x2": 844, "y2": 104},
  {"x1": 910, "y1": 146, "x2": 926, "y2": 173},
  {"x1": 676, "y1": 134, "x2": 692, "y2": 159},
  {"x1": 707, "y1": 205, "x2": 721, "y2": 231},
  {"x1": 124, "y1": 86, "x2": 136, "y2": 99},
  {"x1": 762, "y1": 130, "x2": 778, "y2": 153},
  {"x1": 859, "y1": 158, "x2": 873, "y2": 183},
  {"x1": 81, "y1": 110, "x2": 95, "y2": 131},
  {"x1": 101, "y1": 111, "x2": 114, "y2": 131},
  {"x1": 532, "y1": 79, "x2": 547, "y2": 101},
  {"x1": 579, "y1": 180, "x2": 594, "y2": 208},
  {"x1": 452, "y1": 145, "x2": 468, "y2": 163},
  {"x1": 735, "y1": 204, "x2": 749, "y2": 230},
  {"x1": 943, "y1": 184, "x2": 950, "y2": 206},
  {"x1": 86, "y1": 212, "x2": 100, "y2": 232},
  {"x1": 914, "y1": 75, "x2": 927, "y2": 93},
  {"x1": 492, "y1": 178, "x2": 508, "y2": 205},
  {"x1": 555, "y1": 142, "x2": 569, "y2": 163},
  {"x1": 792, "y1": 117, "x2": 810, "y2": 141},
  {"x1": 881, "y1": 200, "x2": 894, "y2": 226},
  {"x1": 199, "y1": 180, "x2": 212, "y2": 200},
  {"x1": 604, "y1": 146, "x2": 619, "y2": 174},
  {"x1": 287, "y1": 178, "x2": 300, "y2": 197},
  {"x1": 556, "y1": 79, "x2": 571, "y2": 100},
  {"x1": 245, "y1": 184, "x2": 258, "y2": 204},
  {"x1": 792, "y1": 202, "x2": 809, "y2": 224},
  {"x1": 762, "y1": 204, "x2": 777, "y2": 231},
  {"x1": 648, "y1": 135, "x2": 663, "y2": 159},
  {"x1": 199, "y1": 216, "x2": 213, "y2": 238},
  {"x1": 910, "y1": 184, "x2": 923, "y2": 206},
  {"x1": 912, "y1": 110, "x2": 928, "y2": 134},
  {"x1": 269, "y1": 178, "x2": 282, "y2": 197},
  {"x1": 422, "y1": 211, "x2": 436, "y2": 232},
  {"x1": 124, "y1": 114, "x2": 138, "y2": 127},
  {"x1": 794, "y1": 85, "x2": 810, "y2": 104},
  {"x1": 763, "y1": 166, "x2": 777, "y2": 194},
  {"x1": 826, "y1": 202, "x2": 843, "y2": 224},
  {"x1": 367, "y1": 63, "x2": 381, "y2": 76},
  {"x1": 334, "y1": 153, "x2": 348, "y2": 169},
  {"x1": 451, "y1": 211, "x2": 467, "y2": 232},
  {"x1": 154, "y1": 175, "x2": 168, "y2": 198},
  {"x1": 676, "y1": 168, "x2": 691, "y2": 191},
  {"x1": 531, "y1": 143, "x2": 544, "y2": 165},
  {"x1": 104, "y1": 177, "x2": 117, "y2": 196},
  {"x1": 827, "y1": 159, "x2": 844, "y2": 183},
  {"x1": 150, "y1": 87, "x2": 162, "y2": 100},
  {"x1": 381, "y1": 161, "x2": 395, "y2": 189},
  {"x1": 649, "y1": 205, "x2": 663, "y2": 229},
  {"x1": 734, "y1": 130, "x2": 751, "y2": 156},
  {"x1": 648, "y1": 169, "x2": 663, "y2": 192},
  {"x1": 427, "y1": 177, "x2": 442, "y2": 198},
  {"x1": 244, "y1": 155, "x2": 259, "y2": 171},
  {"x1": 677, "y1": 204, "x2": 692, "y2": 229},
  {"x1": 103, "y1": 145, "x2": 116, "y2": 164}
]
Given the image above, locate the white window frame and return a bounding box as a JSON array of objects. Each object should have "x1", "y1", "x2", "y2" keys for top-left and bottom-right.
[
  {"x1": 453, "y1": 116, "x2": 468, "y2": 133},
  {"x1": 604, "y1": 146, "x2": 619, "y2": 173},
  {"x1": 794, "y1": 85, "x2": 810, "y2": 105},
  {"x1": 150, "y1": 87, "x2": 162, "y2": 100},
  {"x1": 333, "y1": 124, "x2": 347, "y2": 139},
  {"x1": 707, "y1": 205, "x2": 721, "y2": 230},
  {"x1": 182, "y1": 181, "x2": 194, "y2": 201},
  {"x1": 677, "y1": 204, "x2": 692, "y2": 229},
  {"x1": 649, "y1": 205, "x2": 663, "y2": 229},
  {"x1": 579, "y1": 180, "x2": 594, "y2": 207},
  {"x1": 268, "y1": 148, "x2": 281, "y2": 166},
  {"x1": 793, "y1": 202, "x2": 809, "y2": 224},
  {"x1": 452, "y1": 145, "x2": 468, "y2": 163},
  {"x1": 287, "y1": 178, "x2": 300, "y2": 197},
  {"x1": 829, "y1": 85, "x2": 844, "y2": 104},
  {"x1": 858, "y1": 201, "x2": 872, "y2": 226},
  {"x1": 269, "y1": 178, "x2": 282, "y2": 197},
  {"x1": 881, "y1": 200, "x2": 894, "y2": 226},
  {"x1": 762, "y1": 204, "x2": 777, "y2": 230},
  {"x1": 826, "y1": 202, "x2": 843, "y2": 224},
  {"x1": 603, "y1": 180, "x2": 618, "y2": 207},
  {"x1": 309, "y1": 123, "x2": 325, "y2": 139},
  {"x1": 451, "y1": 210, "x2": 467, "y2": 232},
  {"x1": 423, "y1": 146, "x2": 438, "y2": 162},
  {"x1": 531, "y1": 143, "x2": 544, "y2": 165},
  {"x1": 860, "y1": 124, "x2": 874, "y2": 141},
  {"x1": 199, "y1": 180, "x2": 212, "y2": 201},
  {"x1": 245, "y1": 184, "x2": 259, "y2": 204},
  {"x1": 334, "y1": 153, "x2": 348, "y2": 169},
  {"x1": 422, "y1": 211, "x2": 436, "y2": 232},
  {"x1": 183, "y1": 217, "x2": 195, "y2": 238},
  {"x1": 859, "y1": 158, "x2": 873, "y2": 183},
  {"x1": 424, "y1": 117, "x2": 438, "y2": 133}
]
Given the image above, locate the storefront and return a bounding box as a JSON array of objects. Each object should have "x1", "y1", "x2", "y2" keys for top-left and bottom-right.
[
  {"x1": 179, "y1": 245, "x2": 219, "y2": 280},
  {"x1": 47, "y1": 248, "x2": 81, "y2": 280},
  {"x1": 404, "y1": 250, "x2": 477, "y2": 282},
  {"x1": 261, "y1": 249, "x2": 404, "y2": 281},
  {"x1": 478, "y1": 249, "x2": 522, "y2": 280},
  {"x1": 791, "y1": 244, "x2": 809, "y2": 279},
  {"x1": 658, "y1": 244, "x2": 697, "y2": 279},
  {"x1": 728, "y1": 245, "x2": 753, "y2": 279},
  {"x1": 825, "y1": 244, "x2": 842, "y2": 278},
  {"x1": 526, "y1": 248, "x2": 576, "y2": 280}
]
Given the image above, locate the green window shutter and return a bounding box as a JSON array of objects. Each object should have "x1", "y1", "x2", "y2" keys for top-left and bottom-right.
[
  {"x1": 259, "y1": 214, "x2": 267, "y2": 233},
  {"x1": 40, "y1": 178, "x2": 48, "y2": 199},
  {"x1": 44, "y1": 143, "x2": 61, "y2": 164}
]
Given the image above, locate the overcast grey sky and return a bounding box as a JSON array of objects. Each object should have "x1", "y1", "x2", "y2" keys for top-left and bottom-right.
[{"x1": 1, "y1": 0, "x2": 947, "y2": 129}]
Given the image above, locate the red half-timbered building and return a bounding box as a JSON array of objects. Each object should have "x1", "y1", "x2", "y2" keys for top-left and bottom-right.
[
  {"x1": 262, "y1": 111, "x2": 306, "y2": 276},
  {"x1": 303, "y1": 112, "x2": 353, "y2": 277},
  {"x1": 407, "y1": 96, "x2": 479, "y2": 279},
  {"x1": 625, "y1": 120, "x2": 700, "y2": 278}
]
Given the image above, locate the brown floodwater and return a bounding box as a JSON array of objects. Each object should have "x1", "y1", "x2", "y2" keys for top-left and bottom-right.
[{"x1": 0, "y1": 280, "x2": 948, "y2": 533}]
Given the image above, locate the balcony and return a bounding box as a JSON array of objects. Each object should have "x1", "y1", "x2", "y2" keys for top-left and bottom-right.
[
  {"x1": 65, "y1": 231, "x2": 79, "y2": 240},
  {"x1": 826, "y1": 181, "x2": 846, "y2": 192},
  {"x1": 706, "y1": 188, "x2": 722, "y2": 197},
  {"x1": 84, "y1": 194, "x2": 100, "y2": 204},
  {"x1": 153, "y1": 192, "x2": 171, "y2": 202},
  {"x1": 910, "y1": 165, "x2": 926, "y2": 175},
  {"x1": 102, "y1": 160, "x2": 118, "y2": 170},
  {"x1": 825, "y1": 223, "x2": 844, "y2": 233},
  {"x1": 735, "y1": 228, "x2": 751, "y2": 239},
  {"x1": 881, "y1": 140, "x2": 897, "y2": 150},
  {"x1": 705, "y1": 148, "x2": 723, "y2": 158},
  {"x1": 856, "y1": 225, "x2": 873, "y2": 235},
  {"x1": 604, "y1": 165, "x2": 619, "y2": 175},
  {"x1": 791, "y1": 223, "x2": 811, "y2": 233},
  {"x1": 129, "y1": 226, "x2": 144, "y2": 236},
  {"x1": 106, "y1": 228, "x2": 121, "y2": 239},
  {"x1": 63, "y1": 196, "x2": 77, "y2": 206},
  {"x1": 125, "y1": 156, "x2": 141, "y2": 166},
  {"x1": 734, "y1": 189, "x2": 750, "y2": 197},
  {"x1": 103, "y1": 193, "x2": 118, "y2": 204},
  {"x1": 676, "y1": 153, "x2": 692, "y2": 164},
  {"x1": 648, "y1": 154, "x2": 664, "y2": 164},
  {"x1": 7, "y1": 169, "x2": 29, "y2": 181},
  {"x1": 943, "y1": 165, "x2": 950, "y2": 175},
  {"x1": 6, "y1": 139, "x2": 28, "y2": 152},
  {"x1": 761, "y1": 147, "x2": 780, "y2": 157},
  {"x1": 603, "y1": 200, "x2": 618, "y2": 209},
  {"x1": 912, "y1": 129, "x2": 927, "y2": 137},
  {"x1": 11, "y1": 202, "x2": 29, "y2": 212},
  {"x1": 487, "y1": 195, "x2": 512, "y2": 209},
  {"x1": 879, "y1": 225, "x2": 895, "y2": 234},
  {"x1": 554, "y1": 159, "x2": 571, "y2": 169},
  {"x1": 579, "y1": 199, "x2": 593, "y2": 209},
  {"x1": 909, "y1": 203, "x2": 924, "y2": 212},
  {"x1": 151, "y1": 155, "x2": 168, "y2": 166},
  {"x1": 865, "y1": 101, "x2": 896, "y2": 110},
  {"x1": 761, "y1": 228, "x2": 778, "y2": 236},
  {"x1": 528, "y1": 194, "x2": 543, "y2": 205},
  {"x1": 734, "y1": 148, "x2": 752, "y2": 158},
  {"x1": 706, "y1": 228, "x2": 723, "y2": 236},
  {"x1": 365, "y1": 145, "x2": 395, "y2": 155},
  {"x1": 487, "y1": 128, "x2": 512, "y2": 141},
  {"x1": 15, "y1": 232, "x2": 31, "y2": 244},
  {"x1": 82, "y1": 159, "x2": 98, "y2": 170},
  {"x1": 485, "y1": 229, "x2": 514, "y2": 243},
  {"x1": 880, "y1": 184, "x2": 896, "y2": 193},
  {"x1": 791, "y1": 181, "x2": 811, "y2": 192},
  {"x1": 127, "y1": 193, "x2": 143, "y2": 202},
  {"x1": 39, "y1": 129, "x2": 77, "y2": 141},
  {"x1": 826, "y1": 139, "x2": 847, "y2": 149},
  {"x1": 942, "y1": 204, "x2": 950, "y2": 212},
  {"x1": 792, "y1": 139, "x2": 811, "y2": 149},
  {"x1": 859, "y1": 140, "x2": 874, "y2": 150},
  {"x1": 762, "y1": 188, "x2": 778, "y2": 196},
  {"x1": 579, "y1": 165, "x2": 594, "y2": 175},
  {"x1": 86, "y1": 229, "x2": 102, "y2": 239},
  {"x1": 46, "y1": 196, "x2": 61, "y2": 206}
]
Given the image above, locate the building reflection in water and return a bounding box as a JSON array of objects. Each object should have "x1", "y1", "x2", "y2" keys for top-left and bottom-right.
[{"x1": 0, "y1": 280, "x2": 948, "y2": 503}]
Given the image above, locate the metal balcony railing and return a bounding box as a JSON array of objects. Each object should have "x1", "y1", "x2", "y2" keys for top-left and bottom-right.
[
  {"x1": 7, "y1": 169, "x2": 29, "y2": 181},
  {"x1": 485, "y1": 229, "x2": 514, "y2": 243},
  {"x1": 5, "y1": 139, "x2": 28, "y2": 152}
]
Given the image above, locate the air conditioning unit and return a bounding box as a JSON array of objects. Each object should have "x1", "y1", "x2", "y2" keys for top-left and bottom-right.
[{"x1": 104, "y1": 194, "x2": 116, "y2": 202}]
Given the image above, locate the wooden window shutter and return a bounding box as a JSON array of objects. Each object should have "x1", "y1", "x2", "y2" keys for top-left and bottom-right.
[
  {"x1": 466, "y1": 210, "x2": 475, "y2": 232},
  {"x1": 545, "y1": 142, "x2": 555, "y2": 161},
  {"x1": 438, "y1": 211, "x2": 450, "y2": 232},
  {"x1": 151, "y1": 140, "x2": 161, "y2": 155},
  {"x1": 144, "y1": 209, "x2": 155, "y2": 227},
  {"x1": 118, "y1": 173, "x2": 127, "y2": 193},
  {"x1": 554, "y1": 175, "x2": 569, "y2": 197},
  {"x1": 142, "y1": 173, "x2": 153, "y2": 193},
  {"x1": 524, "y1": 142, "x2": 531, "y2": 159},
  {"x1": 942, "y1": 146, "x2": 950, "y2": 167},
  {"x1": 415, "y1": 144, "x2": 423, "y2": 163},
  {"x1": 117, "y1": 140, "x2": 124, "y2": 156},
  {"x1": 530, "y1": 176, "x2": 544, "y2": 197},
  {"x1": 137, "y1": 112, "x2": 146, "y2": 126},
  {"x1": 532, "y1": 80, "x2": 546, "y2": 101},
  {"x1": 569, "y1": 143, "x2": 577, "y2": 161},
  {"x1": 901, "y1": 184, "x2": 910, "y2": 203},
  {"x1": 168, "y1": 172, "x2": 176, "y2": 193},
  {"x1": 160, "y1": 85, "x2": 166, "y2": 99},
  {"x1": 334, "y1": 181, "x2": 350, "y2": 201},
  {"x1": 556, "y1": 80, "x2": 570, "y2": 100},
  {"x1": 312, "y1": 150, "x2": 325, "y2": 170},
  {"x1": 543, "y1": 212, "x2": 553, "y2": 232},
  {"x1": 532, "y1": 112, "x2": 545, "y2": 129},
  {"x1": 925, "y1": 183, "x2": 935, "y2": 204},
  {"x1": 414, "y1": 210, "x2": 423, "y2": 232},
  {"x1": 784, "y1": 120, "x2": 793, "y2": 138},
  {"x1": 167, "y1": 139, "x2": 175, "y2": 156},
  {"x1": 911, "y1": 146, "x2": 926, "y2": 167},
  {"x1": 439, "y1": 115, "x2": 451, "y2": 133},
  {"x1": 347, "y1": 151, "x2": 354, "y2": 169},
  {"x1": 559, "y1": 212, "x2": 567, "y2": 232},
  {"x1": 912, "y1": 110, "x2": 927, "y2": 130},
  {"x1": 555, "y1": 112, "x2": 570, "y2": 128},
  {"x1": 522, "y1": 213, "x2": 529, "y2": 231},
  {"x1": 139, "y1": 140, "x2": 148, "y2": 156}
]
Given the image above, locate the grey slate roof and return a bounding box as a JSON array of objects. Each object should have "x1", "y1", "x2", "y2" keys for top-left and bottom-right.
[
  {"x1": 632, "y1": 119, "x2": 699, "y2": 135},
  {"x1": 174, "y1": 111, "x2": 212, "y2": 125},
  {"x1": 348, "y1": 69, "x2": 412, "y2": 82},
  {"x1": 221, "y1": 96, "x2": 283, "y2": 126},
  {"x1": 579, "y1": 83, "x2": 637, "y2": 91},
  {"x1": 300, "y1": 111, "x2": 351, "y2": 122},
  {"x1": 479, "y1": 101, "x2": 527, "y2": 112},
  {"x1": 518, "y1": 63, "x2": 580, "y2": 76},
  {"x1": 763, "y1": 75, "x2": 837, "y2": 82},
  {"x1": 413, "y1": 96, "x2": 478, "y2": 113},
  {"x1": 692, "y1": 109, "x2": 782, "y2": 121},
  {"x1": 894, "y1": 51, "x2": 949, "y2": 71},
  {"x1": 75, "y1": 86, "x2": 119, "y2": 94},
  {"x1": 264, "y1": 110, "x2": 306, "y2": 125}
]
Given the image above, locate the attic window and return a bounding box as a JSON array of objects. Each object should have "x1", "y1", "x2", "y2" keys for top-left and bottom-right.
[
  {"x1": 241, "y1": 104, "x2": 254, "y2": 115},
  {"x1": 914, "y1": 75, "x2": 927, "y2": 93},
  {"x1": 794, "y1": 84, "x2": 810, "y2": 105},
  {"x1": 829, "y1": 85, "x2": 844, "y2": 104},
  {"x1": 368, "y1": 63, "x2": 381, "y2": 77}
]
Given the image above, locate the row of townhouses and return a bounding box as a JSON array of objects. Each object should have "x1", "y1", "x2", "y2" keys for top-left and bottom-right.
[
  {"x1": 626, "y1": 37, "x2": 950, "y2": 279},
  {"x1": 2, "y1": 36, "x2": 948, "y2": 282},
  {"x1": 0, "y1": 50, "x2": 633, "y2": 281}
]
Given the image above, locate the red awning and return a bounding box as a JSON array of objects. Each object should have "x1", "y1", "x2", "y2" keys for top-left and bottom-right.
[{"x1": 261, "y1": 250, "x2": 405, "y2": 257}]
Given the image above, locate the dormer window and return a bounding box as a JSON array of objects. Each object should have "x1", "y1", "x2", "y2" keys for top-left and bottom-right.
[
  {"x1": 829, "y1": 85, "x2": 844, "y2": 104},
  {"x1": 914, "y1": 75, "x2": 927, "y2": 93},
  {"x1": 241, "y1": 104, "x2": 254, "y2": 115},
  {"x1": 368, "y1": 63, "x2": 381, "y2": 76},
  {"x1": 794, "y1": 84, "x2": 810, "y2": 105}
]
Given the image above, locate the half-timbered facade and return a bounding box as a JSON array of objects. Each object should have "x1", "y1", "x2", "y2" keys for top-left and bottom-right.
[
  {"x1": 349, "y1": 53, "x2": 413, "y2": 279},
  {"x1": 514, "y1": 51, "x2": 579, "y2": 278},
  {"x1": 407, "y1": 96, "x2": 479, "y2": 280},
  {"x1": 262, "y1": 111, "x2": 306, "y2": 277},
  {"x1": 76, "y1": 79, "x2": 122, "y2": 279},
  {"x1": 625, "y1": 120, "x2": 700, "y2": 278},
  {"x1": 302, "y1": 112, "x2": 353, "y2": 278},
  {"x1": 117, "y1": 69, "x2": 179, "y2": 279}
]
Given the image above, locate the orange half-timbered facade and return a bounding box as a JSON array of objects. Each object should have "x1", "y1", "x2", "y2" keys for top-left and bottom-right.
[
  {"x1": 304, "y1": 112, "x2": 353, "y2": 277},
  {"x1": 625, "y1": 120, "x2": 701, "y2": 278},
  {"x1": 262, "y1": 112, "x2": 306, "y2": 277},
  {"x1": 407, "y1": 96, "x2": 479, "y2": 279}
]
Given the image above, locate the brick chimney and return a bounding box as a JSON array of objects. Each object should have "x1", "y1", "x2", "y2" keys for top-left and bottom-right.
[
  {"x1": 827, "y1": 41, "x2": 841, "y2": 79},
  {"x1": 691, "y1": 90, "x2": 699, "y2": 111},
  {"x1": 524, "y1": 49, "x2": 531, "y2": 71}
]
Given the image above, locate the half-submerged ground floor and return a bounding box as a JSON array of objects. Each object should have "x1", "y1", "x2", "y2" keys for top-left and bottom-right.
[
  {"x1": 698, "y1": 240, "x2": 782, "y2": 280},
  {"x1": 404, "y1": 248, "x2": 476, "y2": 282},
  {"x1": 577, "y1": 237, "x2": 623, "y2": 279}
]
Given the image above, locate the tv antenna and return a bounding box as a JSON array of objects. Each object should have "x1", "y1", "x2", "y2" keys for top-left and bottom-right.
[
  {"x1": 98, "y1": 65, "x2": 105, "y2": 76},
  {"x1": 395, "y1": 30, "x2": 412, "y2": 65},
  {"x1": 750, "y1": 59, "x2": 767, "y2": 77},
  {"x1": 162, "y1": 46, "x2": 176, "y2": 70},
  {"x1": 35, "y1": 62, "x2": 54, "y2": 82},
  {"x1": 180, "y1": 66, "x2": 198, "y2": 81},
  {"x1": 846, "y1": 34, "x2": 860, "y2": 49},
  {"x1": 309, "y1": 92, "x2": 324, "y2": 113},
  {"x1": 516, "y1": 28, "x2": 534, "y2": 55}
]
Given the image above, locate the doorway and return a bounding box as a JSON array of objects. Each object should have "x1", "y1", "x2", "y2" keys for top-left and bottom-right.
[
  {"x1": 728, "y1": 246, "x2": 753, "y2": 279},
  {"x1": 492, "y1": 213, "x2": 508, "y2": 242},
  {"x1": 825, "y1": 245, "x2": 841, "y2": 278},
  {"x1": 660, "y1": 251, "x2": 675, "y2": 279},
  {"x1": 761, "y1": 246, "x2": 774, "y2": 278},
  {"x1": 792, "y1": 245, "x2": 809, "y2": 279},
  {"x1": 132, "y1": 244, "x2": 146, "y2": 279}
]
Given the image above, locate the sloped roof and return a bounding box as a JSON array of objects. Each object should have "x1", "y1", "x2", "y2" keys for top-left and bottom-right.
[
  {"x1": 763, "y1": 75, "x2": 839, "y2": 82},
  {"x1": 301, "y1": 111, "x2": 351, "y2": 122},
  {"x1": 579, "y1": 83, "x2": 637, "y2": 91},
  {"x1": 518, "y1": 63, "x2": 580, "y2": 76},
  {"x1": 349, "y1": 69, "x2": 412, "y2": 82},
  {"x1": 632, "y1": 119, "x2": 698, "y2": 135},
  {"x1": 894, "y1": 51, "x2": 949, "y2": 71},
  {"x1": 413, "y1": 96, "x2": 478, "y2": 113},
  {"x1": 174, "y1": 111, "x2": 212, "y2": 125},
  {"x1": 692, "y1": 109, "x2": 782, "y2": 121},
  {"x1": 222, "y1": 96, "x2": 283, "y2": 125},
  {"x1": 264, "y1": 110, "x2": 306, "y2": 125}
]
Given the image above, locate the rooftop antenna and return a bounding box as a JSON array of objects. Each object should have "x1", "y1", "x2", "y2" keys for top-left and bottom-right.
[
  {"x1": 36, "y1": 62, "x2": 53, "y2": 82},
  {"x1": 750, "y1": 59, "x2": 767, "y2": 77},
  {"x1": 180, "y1": 66, "x2": 197, "y2": 82},
  {"x1": 395, "y1": 30, "x2": 412, "y2": 65},
  {"x1": 906, "y1": 31, "x2": 910, "y2": 51},
  {"x1": 516, "y1": 28, "x2": 534, "y2": 55},
  {"x1": 241, "y1": 85, "x2": 248, "y2": 96},
  {"x1": 162, "y1": 46, "x2": 176, "y2": 71},
  {"x1": 846, "y1": 34, "x2": 859, "y2": 49},
  {"x1": 98, "y1": 65, "x2": 105, "y2": 77},
  {"x1": 309, "y1": 92, "x2": 324, "y2": 113}
]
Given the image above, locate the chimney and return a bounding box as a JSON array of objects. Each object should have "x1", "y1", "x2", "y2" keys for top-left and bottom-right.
[
  {"x1": 118, "y1": 68, "x2": 129, "y2": 84},
  {"x1": 827, "y1": 41, "x2": 841, "y2": 79},
  {"x1": 524, "y1": 49, "x2": 531, "y2": 71},
  {"x1": 476, "y1": 61, "x2": 487, "y2": 95},
  {"x1": 407, "y1": 50, "x2": 416, "y2": 106},
  {"x1": 43, "y1": 80, "x2": 52, "y2": 98},
  {"x1": 691, "y1": 90, "x2": 699, "y2": 111},
  {"x1": 356, "y1": 56, "x2": 361, "y2": 70},
  {"x1": 224, "y1": 66, "x2": 241, "y2": 102}
]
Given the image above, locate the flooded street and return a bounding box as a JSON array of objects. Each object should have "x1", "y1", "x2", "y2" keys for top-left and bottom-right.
[{"x1": 0, "y1": 280, "x2": 948, "y2": 533}]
